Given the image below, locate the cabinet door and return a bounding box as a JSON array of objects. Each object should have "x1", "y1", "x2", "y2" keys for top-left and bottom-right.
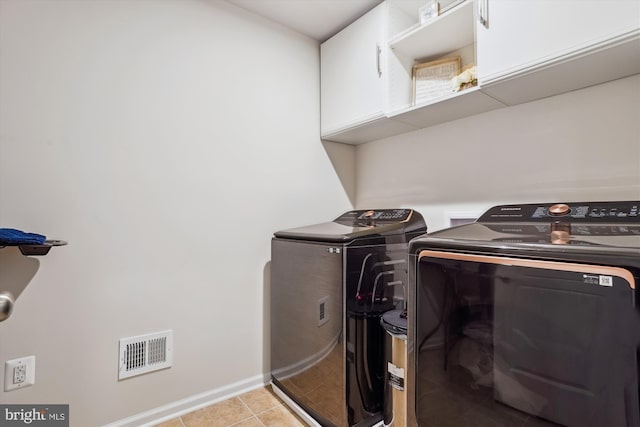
[
  {"x1": 321, "y1": 3, "x2": 386, "y2": 135},
  {"x1": 477, "y1": 0, "x2": 640, "y2": 83}
]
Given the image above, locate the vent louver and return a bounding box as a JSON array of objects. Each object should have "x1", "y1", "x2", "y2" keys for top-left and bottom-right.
[
  {"x1": 318, "y1": 296, "x2": 329, "y2": 326},
  {"x1": 119, "y1": 330, "x2": 172, "y2": 380}
]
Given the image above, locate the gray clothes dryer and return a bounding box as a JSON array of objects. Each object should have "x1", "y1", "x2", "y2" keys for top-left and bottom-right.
[{"x1": 270, "y1": 209, "x2": 426, "y2": 427}]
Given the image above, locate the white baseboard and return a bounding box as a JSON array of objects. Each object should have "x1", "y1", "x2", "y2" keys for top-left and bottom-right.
[{"x1": 102, "y1": 373, "x2": 270, "y2": 427}]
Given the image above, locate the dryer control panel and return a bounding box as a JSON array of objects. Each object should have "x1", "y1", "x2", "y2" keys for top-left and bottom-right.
[{"x1": 480, "y1": 201, "x2": 640, "y2": 223}]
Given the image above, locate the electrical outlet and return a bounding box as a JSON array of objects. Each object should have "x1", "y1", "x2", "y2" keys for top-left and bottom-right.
[
  {"x1": 4, "y1": 356, "x2": 35, "y2": 391},
  {"x1": 13, "y1": 364, "x2": 26, "y2": 384}
]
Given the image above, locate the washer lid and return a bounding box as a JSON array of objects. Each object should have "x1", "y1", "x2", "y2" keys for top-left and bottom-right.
[{"x1": 274, "y1": 209, "x2": 424, "y2": 243}]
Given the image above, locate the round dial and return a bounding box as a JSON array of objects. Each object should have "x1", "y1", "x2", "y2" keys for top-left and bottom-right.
[{"x1": 549, "y1": 203, "x2": 571, "y2": 216}]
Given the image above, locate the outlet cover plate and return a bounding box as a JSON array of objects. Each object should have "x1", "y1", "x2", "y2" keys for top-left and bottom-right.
[{"x1": 4, "y1": 356, "x2": 35, "y2": 391}]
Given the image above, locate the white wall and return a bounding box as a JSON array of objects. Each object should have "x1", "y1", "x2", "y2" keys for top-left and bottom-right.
[
  {"x1": 2, "y1": 1, "x2": 638, "y2": 424},
  {"x1": 0, "y1": 1, "x2": 353, "y2": 425},
  {"x1": 356, "y1": 75, "x2": 640, "y2": 230}
]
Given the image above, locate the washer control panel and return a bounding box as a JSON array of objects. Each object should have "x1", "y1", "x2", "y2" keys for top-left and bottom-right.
[
  {"x1": 335, "y1": 209, "x2": 412, "y2": 226},
  {"x1": 480, "y1": 201, "x2": 640, "y2": 223}
]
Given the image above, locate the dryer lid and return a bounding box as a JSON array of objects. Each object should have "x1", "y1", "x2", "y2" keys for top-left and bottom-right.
[{"x1": 418, "y1": 201, "x2": 640, "y2": 251}]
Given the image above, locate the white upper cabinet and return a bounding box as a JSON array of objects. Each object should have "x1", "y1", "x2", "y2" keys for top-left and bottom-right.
[
  {"x1": 321, "y1": 2, "x2": 427, "y2": 143},
  {"x1": 477, "y1": 0, "x2": 640, "y2": 104},
  {"x1": 320, "y1": 0, "x2": 640, "y2": 144},
  {"x1": 320, "y1": 3, "x2": 387, "y2": 136},
  {"x1": 386, "y1": 0, "x2": 503, "y2": 123},
  {"x1": 321, "y1": 0, "x2": 504, "y2": 144}
]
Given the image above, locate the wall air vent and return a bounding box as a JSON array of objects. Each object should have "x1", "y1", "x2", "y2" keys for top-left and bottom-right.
[{"x1": 118, "y1": 330, "x2": 173, "y2": 380}]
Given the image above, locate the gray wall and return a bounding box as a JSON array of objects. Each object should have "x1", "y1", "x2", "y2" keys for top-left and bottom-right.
[
  {"x1": 0, "y1": 1, "x2": 353, "y2": 425},
  {"x1": 1, "y1": 1, "x2": 638, "y2": 425},
  {"x1": 356, "y1": 75, "x2": 640, "y2": 229}
]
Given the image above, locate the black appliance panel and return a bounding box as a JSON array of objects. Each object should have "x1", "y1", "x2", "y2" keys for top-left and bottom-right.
[
  {"x1": 345, "y1": 244, "x2": 407, "y2": 424},
  {"x1": 410, "y1": 201, "x2": 640, "y2": 427},
  {"x1": 415, "y1": 254, "x2": 638, "y2": 427},
  {"x1": 480, "y1": 201, "x2": 640, "y2": 223},
  {"x1": 271, "y1": 239, "x2": 344, "y2": 426},
  {"x1": 271, "y1": 209, "x2": 427, "y2": 427}
]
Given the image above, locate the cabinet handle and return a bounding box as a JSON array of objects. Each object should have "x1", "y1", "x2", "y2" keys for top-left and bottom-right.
[
  {"x1": 478, "y1": 0, "x2": 488, "y2": 28},
  {"x1": 376, "y1": 43, "x2": 382, "y2": 78}
]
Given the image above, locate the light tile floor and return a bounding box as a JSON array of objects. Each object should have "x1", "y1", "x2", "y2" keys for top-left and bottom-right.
[{"x1": 154, "y1": 386, "x2": 306, "y2": 427}]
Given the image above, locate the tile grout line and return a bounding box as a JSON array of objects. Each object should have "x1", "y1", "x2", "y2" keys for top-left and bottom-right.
[
  {"x1": 237, "y1": 396, "x2": 256, "y2": 416},
  {"x1": 242, "y1": 389, "x2": 284, "y2": 414},
  {"x1": 237, "y1": 389, "x2": 287, "y2": 426},
  {"x1": 236, "y1": 396, "x2": 268, "y2": 427},
  {"x1": 253, "y1": 401, "x2": 305, "y2": 426},
  {"x1": 178, "y1": 389, "x2": 294, "y2": 427},
  {"x1": 230, "y1": 397, "x2": 258, "y2": 427},
  {"x1": 227, "y1": 415, "x2": 262, "y2": 427}
]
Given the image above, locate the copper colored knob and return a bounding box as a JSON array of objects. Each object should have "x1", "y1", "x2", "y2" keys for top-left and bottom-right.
[
  {"x1": 549, "y1": 204, "x2": 570, "y2": 216},
  {"x1": 551, "y1": 230, "x2": 570, "y2": 245}
]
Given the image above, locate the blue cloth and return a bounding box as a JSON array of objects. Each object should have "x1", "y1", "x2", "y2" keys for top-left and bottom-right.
[{"x1": 0, "y1": 228, "x2": 46, "y2": 245}]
